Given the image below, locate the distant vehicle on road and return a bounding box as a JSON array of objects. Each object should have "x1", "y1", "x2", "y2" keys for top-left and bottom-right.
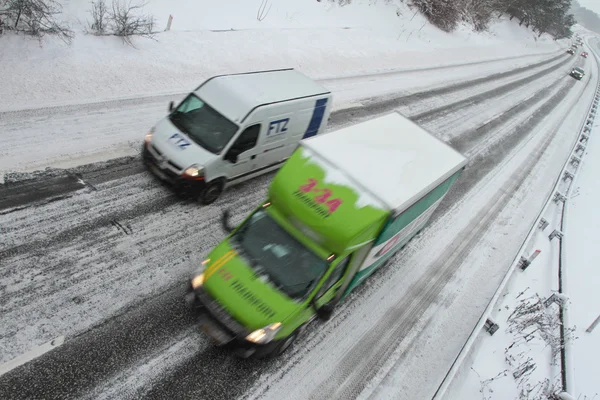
[
  {"x1": 570, "y1": 67, "x2": 585, "y2": 80},
  {"x1": 581, "y1": 52, "x2": 588, "y2": 58},
  {"x1": 567, "y1": 49, "x2": 575, "y2": 55},
  {"x1": 142, "y1": 69, "x2": 332, "y2": 204}
]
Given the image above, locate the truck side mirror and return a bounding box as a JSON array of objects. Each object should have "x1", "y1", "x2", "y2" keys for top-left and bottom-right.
[
  {"x1": 169, "y1": 101, "x2": 174, "y2": 112},
  {"x1": 310, "y1": 298, "x2": 334, "y2": 321},
  {"x1": 221, "y1": 209, "x2": 235, "y2": 234}
]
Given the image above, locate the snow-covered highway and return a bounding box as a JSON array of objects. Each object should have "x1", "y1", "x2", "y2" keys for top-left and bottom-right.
[{"x1": 1, "y1": 37, "x2": 598, "y2": 400}]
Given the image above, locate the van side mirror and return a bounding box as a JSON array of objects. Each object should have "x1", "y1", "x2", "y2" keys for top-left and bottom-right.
[
  {"x1": 225, "y1": 150, "x2": 239, "y2": 164},
  {"x1": 168, "y1": 101, "x2": 174, "y2": 112},
  {"x1": 221, "y1": 209, "x2": 235, "y2": 234}
]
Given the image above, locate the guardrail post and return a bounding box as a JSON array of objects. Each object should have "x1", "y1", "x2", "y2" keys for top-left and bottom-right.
[
  {"x1": 519, "y1": 249, "x2": 541, "y2": 270},
  {"x1": 553, "y1": 191, "x2": 567, "y2": 204},
  {"x1": 543, "y1": 292, "x2": 565, "y2": 308},
  {"x1": 580, "y1": 134, "x2": 589, "y2": 144},
  {"x1": 549, "y1": 229, "x2": 563, "y2": 241},
  {"x1": 562, "y1": 171, "x2": 574, "y2": 182},
  {"x1": 569, "y1": 156, "x2": 581, "y2": 168},
  {"x1": 484, "y1": 318, "x2": 499, "y2": 335}
]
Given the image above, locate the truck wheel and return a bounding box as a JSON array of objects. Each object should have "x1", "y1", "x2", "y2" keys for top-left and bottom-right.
[
  {"x1": 200, "y1": 181, "x2": 223, "y2": 205},
  {"x1": 274, "y1": 331, "x2": 299, "y2": 356}
]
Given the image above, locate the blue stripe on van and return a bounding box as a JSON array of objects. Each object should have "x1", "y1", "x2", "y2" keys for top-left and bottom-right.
[{"x1": 302, "y1": 98, "x2": 328, "y2": 139}]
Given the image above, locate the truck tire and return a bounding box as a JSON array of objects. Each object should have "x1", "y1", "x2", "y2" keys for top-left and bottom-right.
[
  {"x1": 273, "y1": 330, "x2": 299, "y2": 357},
  {"x1": 200, "y1": 180, "x2": 223, "y2": 205}
]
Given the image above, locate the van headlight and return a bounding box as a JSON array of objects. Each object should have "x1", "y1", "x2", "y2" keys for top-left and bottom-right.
[
  {"x1": 183, "y1": 164, "x2": 204, "y2": 179},
  {"x1": 246, "y1": 322, "x2": 282, "y2": 344},
  {"x1": 145, "y1": 127, "x2": 155, "y2": 145}
]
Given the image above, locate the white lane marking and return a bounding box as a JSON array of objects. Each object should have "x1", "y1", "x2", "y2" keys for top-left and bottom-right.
[{"x1": 0, "y1": 336, "x2": 65, "y2": 377}]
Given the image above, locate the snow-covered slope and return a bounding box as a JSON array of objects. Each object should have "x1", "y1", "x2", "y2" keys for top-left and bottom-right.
[{"x1": 0, "y1": 0, "x2": 563, "y2": 111}]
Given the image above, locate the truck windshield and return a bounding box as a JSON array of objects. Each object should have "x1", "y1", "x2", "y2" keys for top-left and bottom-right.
[
  {"x1": 230, "y1": 209, "x2": 328, "y2": 300},
  {"x1": 169, "y1": 94, "x2": 238, "y2": 154}
]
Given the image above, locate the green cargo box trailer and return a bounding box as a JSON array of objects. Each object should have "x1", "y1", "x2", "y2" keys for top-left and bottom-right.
[{"x1": 186, "y1": 112, "x2": 468, "y2": 358}]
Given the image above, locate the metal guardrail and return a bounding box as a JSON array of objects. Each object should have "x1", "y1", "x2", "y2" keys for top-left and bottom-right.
[{"x1": 432, "y1": 36, "x2": 600, "y2": 400}]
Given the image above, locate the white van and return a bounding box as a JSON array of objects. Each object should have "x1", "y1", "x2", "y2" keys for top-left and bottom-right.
[{"x1": 143, "y1": 69, "x2": 333, "y2": 204}]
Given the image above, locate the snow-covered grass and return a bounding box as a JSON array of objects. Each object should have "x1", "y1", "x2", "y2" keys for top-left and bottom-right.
[
  {"x1": 442, "y1": 35, "x2": 600, "y2": 400},
  {"x1": 0, "y1": 0, "x2": 564, "y2": 112}
]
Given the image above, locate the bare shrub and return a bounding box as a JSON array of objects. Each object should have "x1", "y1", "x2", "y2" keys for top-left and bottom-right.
[
  {"x1": 88, "y1": 0, "x2": 108, "y2": 34},
  {"x1": 86, "y1": 0, "x2": 155, "y2": 46},
  {"x1": 410, "y1": 0, "x2": 460, "y2": 32},
  {"x1": 0, "y1": 0, "x2": 74, "y2": 43},
  {"x1": 109, "y1": 0, "x2": 154, "y2": 45}
]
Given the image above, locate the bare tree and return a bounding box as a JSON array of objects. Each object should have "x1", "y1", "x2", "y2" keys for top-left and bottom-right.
[{"x1": 0, "y1": 0, "x2": 73, "y2": 43}]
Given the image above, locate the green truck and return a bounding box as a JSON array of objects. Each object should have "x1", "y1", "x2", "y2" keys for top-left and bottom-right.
[{"x1": 186, "y1": 112, "x2": 468, "y2": 357}]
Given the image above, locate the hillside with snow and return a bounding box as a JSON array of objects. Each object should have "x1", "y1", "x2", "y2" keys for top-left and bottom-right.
[{"x1": 1, "y1": 0, "x2": 564, "y2": 111}]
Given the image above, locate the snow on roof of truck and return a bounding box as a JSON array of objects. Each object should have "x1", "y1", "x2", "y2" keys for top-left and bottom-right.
[
  {"x1": 301, "y1": 113, "x2": 468, "y2": 213},
  {"x1": 194, "y1": 69, "x2": 330, "y2": 124}
]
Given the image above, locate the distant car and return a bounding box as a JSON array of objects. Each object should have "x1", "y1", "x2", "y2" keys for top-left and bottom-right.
[
  {"x1": 570, "y1": 67, "x2": 585, "y2": 80},
  {"x1": 581, "y1": 52, "x2": 588, "y2": 58},
  {"x1": 567, "y1": 49, "x2": 575, "y2": 55}
]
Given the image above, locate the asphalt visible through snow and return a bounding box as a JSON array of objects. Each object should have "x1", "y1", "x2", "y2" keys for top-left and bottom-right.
[{"x1": 0, "y1": 52, "x2": 588, "y2": 400}]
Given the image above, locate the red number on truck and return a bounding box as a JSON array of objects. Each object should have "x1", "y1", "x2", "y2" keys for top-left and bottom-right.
[
  {"x1": 298, "y1": 178, "x2": 343, "y2": 214},
  {"x1": 299, "y1": 178, "x2": 318, "y2": 193}
]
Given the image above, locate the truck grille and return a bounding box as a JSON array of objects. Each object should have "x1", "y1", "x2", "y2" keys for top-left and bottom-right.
[{"x1": 196, "y1": 288, "x2": 248, "y2": 337}]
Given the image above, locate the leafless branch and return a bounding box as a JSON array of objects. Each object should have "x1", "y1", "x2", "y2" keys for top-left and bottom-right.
[{"x1": 256, "y1": 0, "x2": 271, "y2": 22}]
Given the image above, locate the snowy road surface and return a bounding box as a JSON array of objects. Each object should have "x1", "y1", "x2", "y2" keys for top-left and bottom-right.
[{"x1": 0, "y1": 49, "x2": 595, "y2": 400}]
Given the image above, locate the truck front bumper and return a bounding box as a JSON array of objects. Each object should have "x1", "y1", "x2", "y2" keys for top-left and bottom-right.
[{"x1": 186, "y1": 285, "x2": 281, "y2": 358}]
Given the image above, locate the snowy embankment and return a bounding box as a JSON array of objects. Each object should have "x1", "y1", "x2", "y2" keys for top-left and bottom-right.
[
  {"x1": 0, "y1": 0, "x2": 563, "y2": 112},
  {"x1": 440, "y1": 36, "x2": 600, "y2": 400}
]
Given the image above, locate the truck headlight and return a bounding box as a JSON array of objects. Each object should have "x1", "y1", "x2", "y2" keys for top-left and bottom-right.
[
  {"x1": 183, "y1": 164, "x2": 204, "y2": 179},
  {"x1": 191, "y1": 273, "x2": 205, "y2": 289},
  {"x1": 190, "y1": 259, "x2": 210, "y2": 289},
  {"x1": 246, "y1": 322, "x2": 282, "y2": 344}
]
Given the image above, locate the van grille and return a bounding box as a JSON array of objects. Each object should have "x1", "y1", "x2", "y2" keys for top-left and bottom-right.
[
  {"x1": 168, "y1": 160, "x2": 183, "y2": 171},
  {"x1": 151, "y1": 144, "x2": 162, "y2": 156}
]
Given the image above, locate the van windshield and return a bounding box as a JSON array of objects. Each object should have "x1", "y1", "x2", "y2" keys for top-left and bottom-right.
[
  {"x1": 230, "y1": 208, "x2": 328, "y2": 300},
  {"x1": 169, "y1": 94, "x2": 238, "y2": 154}
]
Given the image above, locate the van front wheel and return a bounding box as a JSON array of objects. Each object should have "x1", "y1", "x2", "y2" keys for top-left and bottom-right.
[{"x1": 200, "y1": 181, "x2": 223, "y2": 205}]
